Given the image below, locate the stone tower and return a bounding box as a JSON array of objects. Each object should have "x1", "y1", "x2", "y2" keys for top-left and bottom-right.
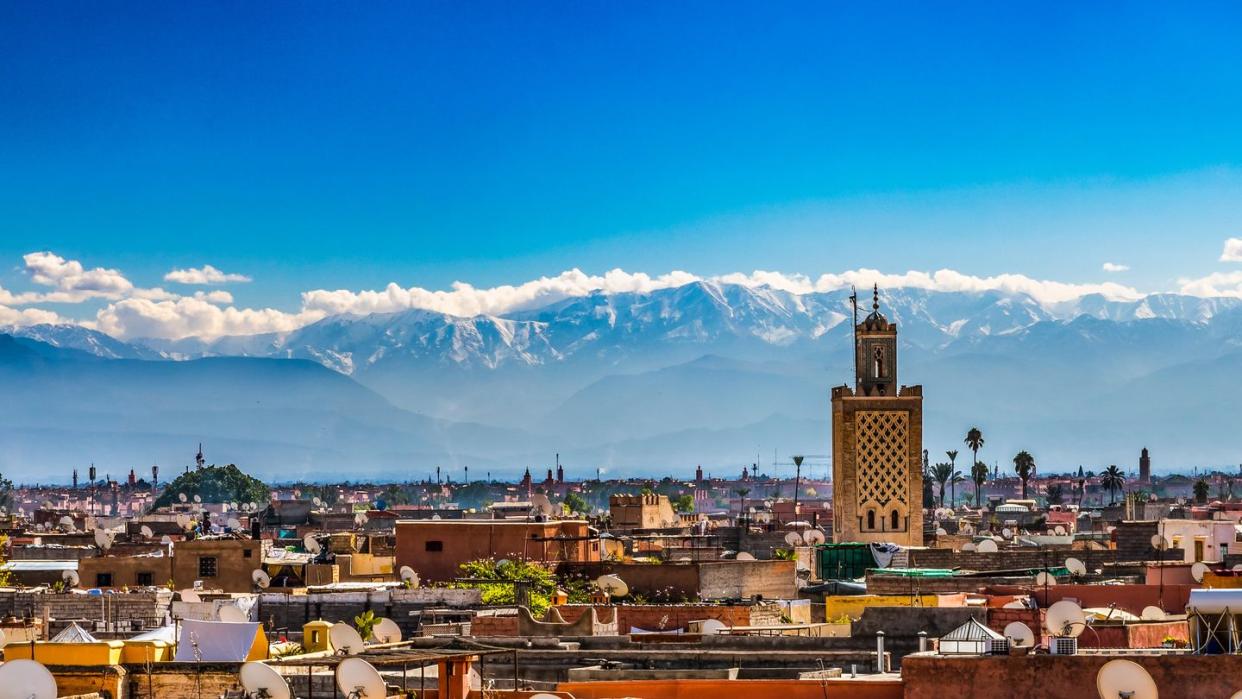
[
  {"x1": 831, "y1": 286, "x2": 924, "y2": 546},
  {"x1": 1139, "y1": 447, "x2": 1151, "y2": 483}
]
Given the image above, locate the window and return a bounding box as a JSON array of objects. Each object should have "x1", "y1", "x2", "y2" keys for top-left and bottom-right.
[
  {"x1": 891, "y1": 510, "x2": 900, "y2": 530},
  {"x1": 425, "y1": 540, "x2": 443, "y2": 552},
  {"x1": 96, "y1": 573, "x2": 113, "y2": 587},
  {"x1": 243, "y1": 549, "x2": 253, "y2": 558},
  {"x1": 866, "y1": 510, "x2": 876, "y2": 530},
  {"x1": 136, "y1": 572, "x2": 154, "y2": 586},
  {"x1": 198, "y1": 556, "x2": 218, "y2": 578}
]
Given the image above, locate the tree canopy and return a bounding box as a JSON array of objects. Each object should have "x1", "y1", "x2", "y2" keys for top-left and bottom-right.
[{"x1": 151, "y1": 464, "x2": 269, "y2": 510}]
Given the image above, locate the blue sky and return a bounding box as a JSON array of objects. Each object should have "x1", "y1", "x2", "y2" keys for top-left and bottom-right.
[{"x1": 2, "y1": 2, "x2": 1242, "y2": 333}]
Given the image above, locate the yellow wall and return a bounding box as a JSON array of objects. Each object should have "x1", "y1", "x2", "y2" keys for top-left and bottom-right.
[
  {"x1": 824, "y1": 594, "x2": 938, "y2": 621},
  {"x1": 121, "y1": 640, "x2": 171, "y2": 664},
  {"x1": 5, "y1": 641, "x2": 125, "y2": 665},
  {"x1": 1203, "y1": 571, "x2": 1242, "y2": 589}
]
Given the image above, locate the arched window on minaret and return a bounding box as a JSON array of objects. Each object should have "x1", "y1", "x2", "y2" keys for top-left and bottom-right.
[
  {"x1": 874, "y1": 346, "x2": 884, "y2": 379},
  {"x1": 866, "y1": 510, "x2": 876, "y2": 530},
  {"x1": 891, "y1": 510, "x2": 900, "y2": 530}
]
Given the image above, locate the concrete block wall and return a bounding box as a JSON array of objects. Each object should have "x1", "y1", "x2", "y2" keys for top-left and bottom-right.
[
  {"x1": 0, "y1": 591, "x2": 171, "y2": 635},
  {"x1": 257, "y1": 588, "x2": 482, "y2": 637}
]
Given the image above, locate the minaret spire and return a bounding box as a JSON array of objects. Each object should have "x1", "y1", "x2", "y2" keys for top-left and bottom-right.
[{"x1": 872, "y1": 283, "x2": 879, "y2": 312}]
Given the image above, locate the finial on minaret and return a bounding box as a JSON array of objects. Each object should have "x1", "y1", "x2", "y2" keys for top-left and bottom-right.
[{"x1": 872, "y1": 284, "x2": 879, "y2": 312}]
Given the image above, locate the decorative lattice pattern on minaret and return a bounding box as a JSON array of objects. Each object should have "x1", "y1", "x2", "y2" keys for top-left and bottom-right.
[{"x1": 855, "y1": 410, "x2": 909, "y2": 510}]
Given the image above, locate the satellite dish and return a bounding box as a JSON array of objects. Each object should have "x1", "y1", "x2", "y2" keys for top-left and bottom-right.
[
  {"x1": 93, "y1": 529, "x2": 111, "y2": 548},
  {"x1": 700, "y1": 619, "x2": 728, "y2": 635},
  {"x1": 596, "y1": 574, "x2": 629, "y2": 599},
  {"x1": 371, "y1": 617, "x2": 402, "y2": 644},
  {"x1": 1141, "y1": 606, "x2": 1167, "y2": 621},
  {"x1": 1034, "y1": 571, "x2": 1057, "y2": 587},
  {"x1": 218, "y1": 605, "x2": 248, "y2": 623},
  {"x1": 252, "y1": 569, "x2": 271, "y2": 589},
  {"x1": 354, "y1": 513, "x2": 368, "y2": 527},
  {"x1": 977, "y1": 539, "x2": 998, "y2": 553},
  {"x1": 160, "y1": 535, "x2": 173, "y2": 545},
  {"x1": 399, "y1": 566, "x2": 419, "y2": 587},
  {"x1": 62, "y1": 570, "x2": 80, "y2": 587},
  {"x1": 529, "y1": 695, "x2": 562, "y2": 699},
  {"x1": 304, "y1": 535, "x2": 322, "y2": 554},
  {"x1": 1001, "y1": 527, "x2": 1013, "y2": 540},
  {"x1": 180, "y1": 589, "x2": 202, "y2": 604},
  {"x1": 1150, "y1": 534, "x2": 1167, "y2": 550},
  {"x1": 193, "y1": 494, "x2": 202, "y2": 503},
  {"x1": 1003, "y1": 621, "x2": 1035, "y2": 648},
  {"x1": 1095, "y1": 659, "x2": 1158, "y2": 699},
  {"x1": 239, "y1": 662, "x2": 291, "y2": 699},
  {"x1": 736, "y1": 551, "x2": 756, "y2": 561},
  {"x1": 140, "y1": 525, "x2": 154, "y2": 539},
  {"x1": 313, "y1": 497, "x2": 322, "y2": 506},
  {"x1": 1192, "y1": 561, "x2": 1210, "y2": 583},
  {"x1": 961, "y1": 542, "x2": 977, "y2": 552},
  {"x1": 335, "y1": 657, "x2": 385, "y2": 698},
  {"x1": 1046, "y1": 600, "x2": 1086, "y2": 638},
  {"x1": 179, "y1": 493, "x2": 188, "y2": 503},
  {"x1": 1065, "y1": 557, "x2": 1087, "y2": 576},
  {"x1": 227, "y1": 518, "x2": 242, "y2": 530},
  {"x1": 935, "y1": 527, "x2": 947, "y2": 536},
  {"x1": 0, "y1": 659, "x2": 58, "y2": 699},
  {"x1": 784, "y1": 531, "x2": 803, "y2": 546},
  {"x1": 803, "y1": 529, "x2": 826, "y2": 545},
  {"x1": 1054, "y1": 525, "x2": 1066, "y2": 536},
  {"x1": 329, "y1": 622, "x2": 365, "y2": 655}
]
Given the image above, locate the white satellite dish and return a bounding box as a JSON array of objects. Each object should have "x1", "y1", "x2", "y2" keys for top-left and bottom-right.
[
  {"x1": 160, "y1": 535, "x2": 173, "y2": 545},
  {"x1": 218, "y1": 605, "x2": 248, "y2": 623},
  {"x1": 784, "y1": 531, "x2": 803, "y2": 546},
  {"x1": 596, "y1": 574, "x2": 629, "y2": 599},
  {"x1": 180, "y1": 589, "x2": 202, "y2": 604},
  {"x1": 62, "y1": 570, "x2": 80, "y2": 587},
  {"x1": 239, "y1": 662, "x2": 291, "y2": 699},
  {"x1": 977, "y1": 539, "x2": 998, "y2": 553},
  {"x1": 1046, "y1": 600, "x2": 1086, "y2": 638},
  {"x1": 699, "y1": 619, "x2": 728, "y2": 635},
  {"x1": 1001, "y1": 527, "x2": 1013, "y2": 540},
  {"x1": 1054, "y1": 525, "x2": 1066, "y2": 536},
  {"x1": 1003, "y1": 621, "x2": 1035, "y2": 648},
  {"x1": 252, "y1": 569, "x2": 271, "y2": 589},
  {"x1": 304, "y1": 535, "x2": 322, "y2": 554},
  {"x1": 961, "y1": 542, "x2": 977, "y2": 552},
  {"x1": 399, "y1": 566, "x2": 419, "y2": 587},
  {"x1": 1233, "y1": 564, "x2": 1242, "y2": 573},
  {"x1": 313, "y1": 496, "x2": 322, "y2": 506},
  {"x1": 93, "y1": 529, "x2": 112, "y2": 548},
  {"x1": 1140, "y1": 606, "x2": 1166, "y2": 621},
  {"x1": 1065, "y1": 557, "x2": 1087, "y2": 576},
  {"x1": 1034, "y1": 571, "x2": 1057, "y2": 587},
  {"x1": 354, "y1": 513, "x2": 368, "y2": 527},
  {"x1": 371, "y1": 617, "x2": 402, "y2": 644},
  {"x1": 193, "y1": 494, "x2": 202, "y2": 503},
  {"x1": 736, "y1": 551, "x2": 756, "y2": 561},
  {"x1": 529, "y1": 694, "x2": 562, "y2": 699},
  {"x1": 336, "y1": 657, "x2": 385, "y2": 698},
  {"x1": 1192, "y1": 561, "x2": 1210, "y2": 583},
  {"x1": 0, "y1": 659, "x2": 58, "y2": 699},
  {"x1": 935, "y1": 527, "x2": 947, "y2": 536},
  {"x1": 179, "y1": 493, "x2": 188, "y2": 503},
  {"x1": 140, "y1": 525, "x2": 154, "y2": 539},
  {"x1": 1095, "y1": 658, "x2": 1158, "y2": 699},
  {"x1": 1150, "y1": 534, "x2": 1167, "y2": 550},
  {"x1": 329, "y1": 622, "x2": 365, "y2": 655},
  {"x1": 227, "y1": 518, "x2": 242, "y2": 530},
  {"x1": 803, "y1": 529, "x2": 826, "y2": 545}
]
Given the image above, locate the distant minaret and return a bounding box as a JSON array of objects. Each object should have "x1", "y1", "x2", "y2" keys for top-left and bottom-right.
[
  {"x1": 556, "y1": 454, "x2": 564, "y2": 484},
  {"x1": 128, "y1": 469, "x2": 136, "y2": 486},
  {"x1": 195, "y1": 443, "x2": 205, "y2": 469},
  {"x1": 152, "y1": 464, "x2": 159, "y2": 489},
  {"x1": 72, "y1": 469, "x2": 78, "y2": 490},
  {"x1": 1139, "y1": 448, "x2": 1151, "y2": 483},
  {"x1": 695, "y1": 465, "x2": 704, "y2": 482},
  {"x1": 88, "y1": 464, "x2": 97, "y2": 483},
  {"x1": 436, "y1": 466, "x2": 441, "y2": 484},
  {"x1": 464, "y1": 465, "x2": 469, "y2": 483}
]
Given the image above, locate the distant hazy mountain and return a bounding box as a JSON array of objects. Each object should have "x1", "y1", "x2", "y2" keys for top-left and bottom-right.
[{"x1": 6, "y1": 283, "x2": 1242, "y2": 479}]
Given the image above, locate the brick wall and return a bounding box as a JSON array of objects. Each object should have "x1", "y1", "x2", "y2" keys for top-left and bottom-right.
[
  {"x1": 556, "y1": 604, "x2": 781, "y2": 632},
  {"x1": 470, "y1": 612, "x2": 519, "y2": 636},
  {"x1": 985, "y1": 607, "x2": 1042, "y2": 636},
  {"x1": 0, "y1": 590, "x2": 171, "y2": 635},
  {"x1": 257, "y1": 587, "x2": 481, "y2": 637}
]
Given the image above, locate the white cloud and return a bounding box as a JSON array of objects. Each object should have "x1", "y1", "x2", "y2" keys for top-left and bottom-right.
[
  {"x1": 1178, "y1": 271, "x2": 1242, "y2": 298},
  {"x1": 164, "y1": 264, "x2": 252, "y2": 285},
  {"x1": 807, "y1": 269, "x2": 1143, "y2": 304},
  {"x1": 1221, "y1": 238, "x2": 1242, "y2": 262},
  {"x1": 21, "y1": 251, "x2": 133, "y2": 301},
  {"x1": 95, "y1": 297, "x2": 321, "y2": 341},
  {"x1": 1101, "y1": 262, "x2": 1130, "y2": 273},
  {"x1": 0, "y1": 304, "x2": 63, "y2": 327}
]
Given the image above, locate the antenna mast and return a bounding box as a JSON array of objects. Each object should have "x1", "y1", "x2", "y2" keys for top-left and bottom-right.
[{"x1": 849, "y1": 285, "x2": 859, "y2": 387}]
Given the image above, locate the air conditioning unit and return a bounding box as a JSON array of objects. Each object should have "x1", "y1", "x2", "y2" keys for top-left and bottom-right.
[
  {"x1": 1050, "y1": 637, "x2": 1077, "y2": 655},
  {"x1": 988, "y1": 639, "x2": 1010, "y2": 655}
]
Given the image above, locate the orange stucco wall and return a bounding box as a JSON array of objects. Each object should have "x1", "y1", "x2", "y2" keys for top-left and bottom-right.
[
  {"x1": 395, "y1": 520, "x2": 598, "y2": 582},
  {"x1": 556, "y1": 678, "x2": 902, "y2": 699}
]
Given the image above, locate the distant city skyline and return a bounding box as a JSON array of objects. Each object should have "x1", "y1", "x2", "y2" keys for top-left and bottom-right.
[{"x1": 4, "y1": 4, "x2": 1242, "y2": 339}]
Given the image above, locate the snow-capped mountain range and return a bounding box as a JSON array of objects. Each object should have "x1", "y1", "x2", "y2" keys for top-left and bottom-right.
[{"x1": 3, "y1": 282, "x2": 1242, "y2": 479}]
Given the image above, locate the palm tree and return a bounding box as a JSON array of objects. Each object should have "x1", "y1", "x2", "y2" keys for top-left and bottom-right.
[
  {"x1": 1100, "y1": 465, "x2": 1125, "y2": 505},
  {"x1": 945, "y1": 449, "x2": 959, "y2": 505},
  {"x1": 1013, "y1": 450, "x2": 1036, "y2": 500},
  {"x1": 964, "y1": 428, "x2": 984, "y2": 476},
  {"x1": 1193, "y1": 478, "x2": 1210, "y2": 505},
  {"x1": 735, "y1": 488, "x2": 751, "y2": 521},
  {"x1": 971, "y1": 460, "x2": 988, "y2": 507},
  {"x1": 951, "y1": 471, "x2": 966, "y2": 507},
  {"x1": 931, "y1": 462, "x2": 953, "y2": 507}
]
